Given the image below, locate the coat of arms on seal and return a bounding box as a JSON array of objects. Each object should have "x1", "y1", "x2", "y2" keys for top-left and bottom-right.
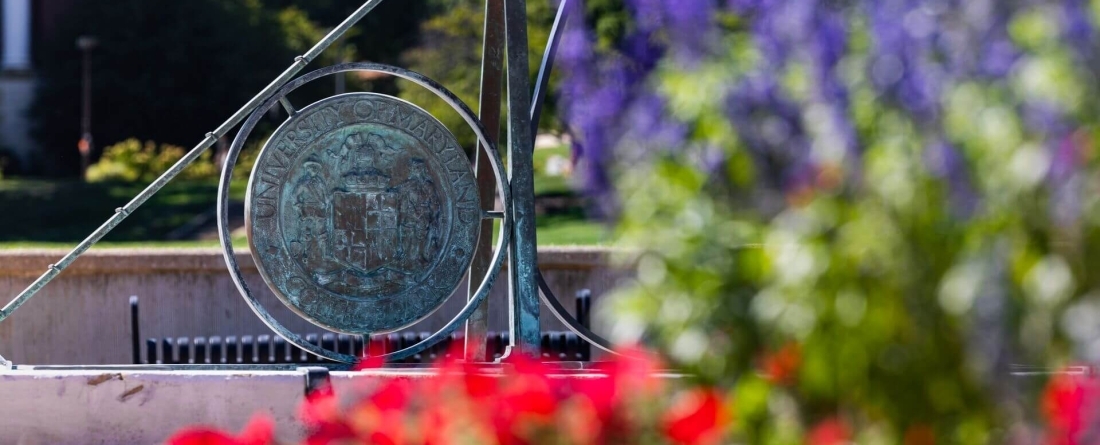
[{"x1": 246, "y1": 93, "x2": 481, "y2": 334}]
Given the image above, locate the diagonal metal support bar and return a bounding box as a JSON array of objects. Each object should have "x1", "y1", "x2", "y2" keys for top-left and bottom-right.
[
  {"x1": 466, "y1": 0, "x2": 507, "y2": 362},
  {"x1": 501, "y1": 0, "x2": 541, "y2": 360},
  {"x1": 0, "y1": 0, "x2": 386, "y2": 328}
]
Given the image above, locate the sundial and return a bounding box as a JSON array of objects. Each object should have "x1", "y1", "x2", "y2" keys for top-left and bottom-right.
[
  {"x1": 0, "y1": 0, "x2": 616, "y2": 366},
  {"x1": 247, "y1": 93, "x2": 480, "y2": 333}
]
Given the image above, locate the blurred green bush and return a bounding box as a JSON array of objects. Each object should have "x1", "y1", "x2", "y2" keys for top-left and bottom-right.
[{"x1": 87, "y1": 139, "x2": 217, "y2": 183}]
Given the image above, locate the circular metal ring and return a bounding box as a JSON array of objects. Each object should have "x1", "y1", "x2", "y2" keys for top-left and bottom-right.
[{"x1": 218, "y1": 62, "x2": 511, "y2": 363}]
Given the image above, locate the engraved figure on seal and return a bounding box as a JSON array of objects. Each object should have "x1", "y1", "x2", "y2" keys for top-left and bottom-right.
[
  {"x1": 289, "y1": 158, "x2": 331, "y2": 268},
  {"x1": 398, "y1": 158, "x2": 440, "y2": 270}
]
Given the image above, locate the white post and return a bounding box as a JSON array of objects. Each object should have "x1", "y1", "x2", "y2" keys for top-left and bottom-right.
[{"x1": 2, "y1": 0, "x2": 32, "y2": 71}]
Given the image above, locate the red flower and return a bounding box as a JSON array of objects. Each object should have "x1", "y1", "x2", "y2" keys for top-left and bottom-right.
[
  {"x1": 806, "y1": 417, "x2": 850, "y2": 445},
  {"x1": 166, "y1": 430, "x2": 242, "y2": 445},
  {"x1": 166, "y1": 414, "x2": 274, "y2": 445},
  {"x1": 463, "y1": 364, "x2": 499, "y2": 400},
  {"x1": 564, "y1": 346, "x2": 664, "y2": 443},
  {"x1": 761, "y1": 342, "x2": 801, "y2": 385},
  {"x1": 663, "y1": 389, "x2": 729, "y2": 445},
  {"x1": 168, "y1": 345, "x2": 728, "y2": 445},
  {"x1": 298, "y1": 384, "x2": 359, "y2": 445},
  {"x1": 299, "y1": 384, "x2": 340, "y2": 427},
  {"x1": 1043, "y1": 373, "x2": 1100, "y2": 445},
  {"x1": 367, "y1": 379, "x2": 413, "y2": 413}
]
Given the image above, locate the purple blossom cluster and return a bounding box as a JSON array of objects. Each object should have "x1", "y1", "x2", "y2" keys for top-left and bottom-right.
[
  {"x1": 557, "y1": 0, "x2": 1098, "y2": 223},
  {"x1": 557, "y1": 0, "x2": 704, "y2": 212}
]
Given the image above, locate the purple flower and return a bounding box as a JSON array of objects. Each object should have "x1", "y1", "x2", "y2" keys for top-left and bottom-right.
[
  {"x1": 867, "y1": 0, "x2": 942, "y2": 121},
  {"x1": 626, "y1": 0, "x2": 717, "y2": 65},
  {"x1": 979, "y1": 38, "x2": 1018, "y2": 78},
  {"x1": 622, "y1": 93, "x2": 688, "y2": 156},
  {"x1": 725, "y1": 74, "x2": 813, "y2": 192},
  {"x1": 1062, "y1": 0, "x2": 1096, "y2": 62},
  {"x1": 923, "y1": 141, "x2": 978, "y2": 216},
  {"x1": 1049, "y1": 135, "x2": 1080, "y2": 186},
  {"x1": 556, "y1": 0, "x2": 1092, "y2": 228},
  {"x1": 1048, "y1": 135, "x2": 1083, "y2": 228},
  {"x1": 1022, "y1": 102, "x2": 1071, "y2": 138}
]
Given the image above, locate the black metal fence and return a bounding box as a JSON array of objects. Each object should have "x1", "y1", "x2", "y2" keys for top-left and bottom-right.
[{"x1": 132, "y1": 291, "x2": 593, "y2": 365}]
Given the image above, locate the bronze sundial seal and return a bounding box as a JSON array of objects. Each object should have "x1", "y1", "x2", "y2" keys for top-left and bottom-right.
[{"x1": 246, "y1": 93, "x2": 481, "y2": 334}]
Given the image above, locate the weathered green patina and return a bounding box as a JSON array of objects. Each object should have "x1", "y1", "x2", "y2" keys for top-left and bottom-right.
[{"x1": 247, "y1": 93, "x2": 480, "y2": 334}]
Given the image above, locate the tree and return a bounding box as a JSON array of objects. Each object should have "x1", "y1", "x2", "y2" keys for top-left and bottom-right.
[
  {"x1": 258, "y1": 0, "x2": 432, "y2": 66},
  {"x1": 28, "y1": 0, "x2": 314, "y2": 176},
  {"x1": 398, "y1": 0, "x2": 561, "y2": 150}
]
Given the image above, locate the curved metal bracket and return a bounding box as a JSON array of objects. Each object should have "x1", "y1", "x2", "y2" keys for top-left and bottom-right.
[
  {"x1": 526, "y1": 0, "x2": 621, "y2": 356},
  {"x1": 537, "y1": 271, "x2": 616, "y2": 354},
  {"x1": 219, "y1": 62, "x2": 512, "y2": 364}
]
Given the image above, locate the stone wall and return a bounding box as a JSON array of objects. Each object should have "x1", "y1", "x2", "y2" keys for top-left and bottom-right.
[{"x1": 0, "y1": 247, "x2": 629, "y2": 364}]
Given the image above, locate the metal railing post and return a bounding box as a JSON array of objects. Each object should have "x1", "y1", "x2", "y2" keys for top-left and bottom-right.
[
  {"x1": 466, "y1": 0, "x2": 507, "y2": 362},
  {"x1": 502, "y1": 0, "x2": 541, "y2": 359}
]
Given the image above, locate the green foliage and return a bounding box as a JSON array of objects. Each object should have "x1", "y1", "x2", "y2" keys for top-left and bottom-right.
[
  {"x1": 233, "y1": 141, "x2": 264, "y2": 182},
  {"x1": 87, "y1": 139, "x2": 216, "y2": 183},
  {"x1": 399, "y1": 0, "x2": 485, "y2": 149},
  {"x1": 583, "y1": 0, "x2": 630, "y2": 50},
  {"x1": 398, "y1": 0, "x2": 560, "y2": 149},
  {"x1": 259, "y1": 0, "x2": 431, "y2": 65}
]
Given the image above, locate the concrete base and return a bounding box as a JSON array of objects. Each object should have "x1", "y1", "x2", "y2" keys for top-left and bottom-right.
[
  {"x1": 0, "y1": 248, "x2": 627, "y2": 364},
  {"x1": 1, "y1": 368, "x2": 309, "y2": 444},
  {"x1": 0, "y1": 367, "x2": 604, "y2": 445}
]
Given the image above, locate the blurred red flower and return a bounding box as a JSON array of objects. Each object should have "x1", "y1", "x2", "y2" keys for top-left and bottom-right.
[
  {"x1": 663, "y1": 389, "x2": 730, "y2": 445},
  {"x1": 806, "y1": 417, "x2": 850, "y2": 445},
  {"x1": 761, "y1": 342, "x2": 801, "y2": 385},
  {"x1": 167, "y1": 414, "x2": 274, "y2": 445},
  {"x1": 1042, "y1": 373, "x2": 1100, "y2": 445},
  {"x1": 167, "y1": 346, "x2": 729, "y2": 445}
]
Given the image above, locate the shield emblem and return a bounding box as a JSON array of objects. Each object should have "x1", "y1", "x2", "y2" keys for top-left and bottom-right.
[{"x1": 332, "y1": 190, "x2": 399, "y2": 273}]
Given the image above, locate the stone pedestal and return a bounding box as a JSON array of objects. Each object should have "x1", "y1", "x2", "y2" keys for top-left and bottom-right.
[
  {"x1": 0, "y1": 248, "x2": 627, "y2": 364},
  {"x1": 0, "y1": 367, "x2": 613, "y2": 444}
]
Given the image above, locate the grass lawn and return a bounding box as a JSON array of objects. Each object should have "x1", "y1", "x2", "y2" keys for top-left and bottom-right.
[
  {"x1": 0, "y1": 179, "x2": 243, "y2": 245},
  {"x1": 532, "y1": 145, "x2": 574, "y2": 196},
  {"x1": 0, "y1": 148, "x2": 607, "y2": 248}
]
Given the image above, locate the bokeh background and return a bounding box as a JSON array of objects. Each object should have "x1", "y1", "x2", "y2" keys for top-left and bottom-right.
[{"x1": 556, "y1": 0, "x2": 1100, "y2": 442}]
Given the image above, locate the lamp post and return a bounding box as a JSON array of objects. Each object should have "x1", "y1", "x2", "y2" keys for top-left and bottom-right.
[{"x1": 76, "y1": 35, "x2": 98, "y2": 179}]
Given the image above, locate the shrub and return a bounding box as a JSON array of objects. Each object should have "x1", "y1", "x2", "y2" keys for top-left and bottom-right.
[{"x1": 86, "y1": 139, "x2": 217, "y2": 183}]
